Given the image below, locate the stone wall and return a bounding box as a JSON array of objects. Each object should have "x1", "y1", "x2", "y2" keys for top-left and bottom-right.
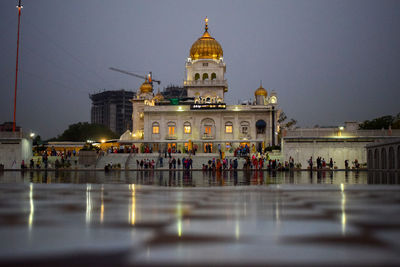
[
  {"x1": 0, "y1": 137, "x2": 32, "y2": 169},
  {"x1": 367, "y1": 139, "x2": 400, "y2": 170},
  {"x1": 282, "y1": 140, "x2": 369, "y2": 169}
]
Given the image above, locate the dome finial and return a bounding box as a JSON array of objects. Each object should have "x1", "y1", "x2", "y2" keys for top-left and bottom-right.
[{"x1": 205, "y1": 17, "x2": 208, "y2": 32}]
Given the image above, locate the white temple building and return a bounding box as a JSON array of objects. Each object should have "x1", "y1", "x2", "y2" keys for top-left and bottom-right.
[{"x1": 123, "y1": 18, "x2": 280, "y2": 154}]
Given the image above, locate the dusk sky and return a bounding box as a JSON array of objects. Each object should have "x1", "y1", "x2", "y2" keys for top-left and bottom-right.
[{"x1": 1, "y1": 0, "x2": 399, "y2": 139}]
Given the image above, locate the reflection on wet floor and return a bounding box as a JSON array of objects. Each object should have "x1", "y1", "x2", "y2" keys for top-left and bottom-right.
[
  {"x1": 0, "y1": 183, "x2": 399, "y2": 266},
  {"x1": 0, "y1": 170, "x2": 399, "y2": 186}
]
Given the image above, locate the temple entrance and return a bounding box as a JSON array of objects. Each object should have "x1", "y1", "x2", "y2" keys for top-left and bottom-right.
[
  {"x1": 152, "y1": 143, "x2": 160, "y2": 152},
  {"x1": 204, "y1": 143, "x2": 213, "y2": 153},
  {"x1": 168, "y1": 143, "x2": 177, "y2": 153}
]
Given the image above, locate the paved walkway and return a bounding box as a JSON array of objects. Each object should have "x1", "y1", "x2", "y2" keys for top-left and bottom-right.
[{"x1": 0, "y1": 184, "x2": 399, "y2": 266}]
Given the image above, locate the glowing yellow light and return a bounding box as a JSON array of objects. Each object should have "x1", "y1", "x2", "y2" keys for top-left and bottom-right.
[
  {"x1": 29, "y1": 183, "x2": 34, "y2": 230},
  {"x1": 129, "y1": 184, "x2": 136, "y2": 225},
  {"x1": 101, "y1": 139, "x2": 106, "y2": 143},
  {"x1": 177, "y1": 106, "x2": 183, "y2": 111},
  {"x1": 341, "y1": 183, "x2": 346, "y2": 236},
  {"x1": 100, "y1": 185, "x2": 104, "y2": 223},
  {"x1": 176, "y1": 202, "x2": 183, "y2": 237},
  {"x1": 178, "y1": 220, "x2": 182, "y2": 237},
  {"x1": 339, "y1": 126, "x2": 344, "y2": 131}
]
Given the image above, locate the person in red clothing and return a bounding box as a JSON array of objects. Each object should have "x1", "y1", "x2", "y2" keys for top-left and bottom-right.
[{"x1": 168, "y1": 147, "x2": 172, "y2": 158}]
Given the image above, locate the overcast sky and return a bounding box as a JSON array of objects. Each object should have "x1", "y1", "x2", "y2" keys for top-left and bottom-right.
[{"x1": 1, "y1": 0, "x2": 399, "y2": 138}]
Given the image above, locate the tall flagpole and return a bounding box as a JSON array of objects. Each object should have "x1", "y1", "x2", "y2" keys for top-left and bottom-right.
[{"x1": 13, "y1": 0, "x2": 23, "y2": 132}]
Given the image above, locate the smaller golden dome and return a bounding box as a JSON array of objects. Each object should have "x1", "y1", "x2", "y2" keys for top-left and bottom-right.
[
  {"x1": 153, "y1": 91, "x2": 164, "y2": 102},
  {"x1": 255, "y1": 86, "x2": 267, "y2": 97},
  {"x1": 140, "y1": 79, "x2": 153, "y2": 94}
]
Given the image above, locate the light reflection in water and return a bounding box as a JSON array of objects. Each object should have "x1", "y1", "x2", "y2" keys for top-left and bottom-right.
[
  {"x1": 100, "y1": 185, "x2": 104, "y2": 223},
  {"x1": 86, "y1": 184, "x2": 92, "y2": 225},
  {"x1": 176, "y1": 192, "x2": 183, "y2": 237},
  {"x1": 235, "y1": 202, "x2": 240, "y2": 240},
  {"x1": 28, "y1": 183, "x2": 34, "y2": 230},
  {"x1": 341, "y1": 183, "x2": 346, "y2": 235},
  {"x1": 129, "y1": 184, "x2": 136, "y2": 225}
]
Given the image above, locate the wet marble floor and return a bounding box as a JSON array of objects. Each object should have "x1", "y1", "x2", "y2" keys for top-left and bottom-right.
[{"x1": 1, "y1": 182, "x2": 400, "y2": 266}]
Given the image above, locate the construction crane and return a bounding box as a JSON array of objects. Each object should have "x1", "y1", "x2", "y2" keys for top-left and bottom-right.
[{"x1": 109, "y1": 67, "x2": 161, "y2": 86}]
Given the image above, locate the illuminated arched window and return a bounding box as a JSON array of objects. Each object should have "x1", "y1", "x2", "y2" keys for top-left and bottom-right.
[
  {"x1": 152, "y1": 122, "x2": 160, "y2": 134},
  {"x1": 184, "y1": 122, "x2": 191, "y2": 134},
  {"x1": 194, "y1": 73, "x2": 200, "y2": 80},
  {"x1": 211, "y1": 73, "x2": 216, "y2": 80},
  {"x1": 167, "y1": 121, "x2": 176, "y2": 136},
  {"x1": 225, "y1": 121, "x2": 233, "y2": 134},
  {"x1": 202, "y1": 73, "x2": 209, "y2": 80}
]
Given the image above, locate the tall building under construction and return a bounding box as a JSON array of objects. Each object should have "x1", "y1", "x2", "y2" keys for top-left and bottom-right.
[{"x1": 90, "y1": 90, "x2": 135, "y2": 135}]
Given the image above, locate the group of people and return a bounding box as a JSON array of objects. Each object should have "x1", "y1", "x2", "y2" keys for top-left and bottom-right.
[
  {"x1": 203, "y1": 158, "x2": 239, "y2": 171},
  {"x1": 136, "y1": 159, "x2": 156, "y2": 169},
  {"x1": 308, "y1": 157, "x2": 335, "y2": 169},
  {"x1": 234, "y1": 144, "x2": 251, "y2": 157}
]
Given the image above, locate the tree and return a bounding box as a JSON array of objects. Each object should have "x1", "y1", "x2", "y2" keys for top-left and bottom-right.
[
  {"x1": 33, "y1": 135, "x2": 42, "y2": 146},
  {"x1": 359, "y1": 115, "x2": 398, "y2": 130},
  {"x1": 52, "y1": 122, "x2": 119, "y2": 142}
]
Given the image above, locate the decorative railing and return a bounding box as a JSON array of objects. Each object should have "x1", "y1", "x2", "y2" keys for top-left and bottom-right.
[
  {"x1": 202, "y1": 134, "x2": 214, "y2": 140},
  {"x1": 239, "y1": 133, "x2": 252, "y2": 140},
  {"x1": 184, "y1": 80, "x2": 228, "y2": 87},
  {"x1": 165, "y1": 134, "x2": 177, "y2": 140}
]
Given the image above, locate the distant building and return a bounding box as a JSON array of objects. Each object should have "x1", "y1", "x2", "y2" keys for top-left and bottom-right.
[
  {"x1": 0, "y1": 122, "x2": 21, "y2": 132},
  {"x1": 282, "y1": 122, "x2": 400, "y2": 169},
  {"x1": 0, "y1": 123, "x2": 32, "y2": 169},
  {"x1": 90, "y1": 90, "x2": 135, "y2": 135},
  {"x1": 161, "y1": 85, "x2": 187, "y2": 99},
  {"x1": 366, "y1": 139, "x2": 400, "y2": 170}
]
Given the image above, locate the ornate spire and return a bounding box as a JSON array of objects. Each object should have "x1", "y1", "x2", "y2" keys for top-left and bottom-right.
[{"x1": 205, "y1": 17, "x2": 208, "y2": 32}]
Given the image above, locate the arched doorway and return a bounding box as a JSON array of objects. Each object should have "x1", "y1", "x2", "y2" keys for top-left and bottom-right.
[
  {"x1": 368, "y1": 150, "x2": 373, "y2": 169},
  {"x1": 201, "y1": 118, "x2": 215, "y2": 139},
  {"x1": 388, "y1": 147, "x2": 395, "y2": 169},
  {"x1": 374, "y1": 149, "x2": 379, "y2": 169},
  {"x1": 398, "y1": 146, "x2": 400, "y2": 169},
  {"x1": 256, "y1": 120, "x2": 266, "y2": 134},
  {"x1": 381, "y1": 148, "x2": 387, "y2": 169}
]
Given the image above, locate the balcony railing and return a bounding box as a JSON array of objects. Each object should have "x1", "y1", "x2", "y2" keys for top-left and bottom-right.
[
  {"x1": 165, "y1": 134, "x2": 177, "y2": 140},
  {"x1": 239, "y1": 133, "x2": 252, "y2": 140},
  {"x1": 202, "y1": 134, "x2": 214, "y2": 140},
  {"x1": 184, "y1": 79, "x2": 228, "y2": 87}
]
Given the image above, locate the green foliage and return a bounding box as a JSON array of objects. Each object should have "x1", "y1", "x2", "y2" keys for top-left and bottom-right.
[
  {"x1": 53, "y1": 122, "x2": 119, "y2": 142},
  {"x1": 33, "y1": 135, "x2": 42, "y2": 146},
  {"x1": 359, "y1": 113, "x2": 400, "y2": 130}
]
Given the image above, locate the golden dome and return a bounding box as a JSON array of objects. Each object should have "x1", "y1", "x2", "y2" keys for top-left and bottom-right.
[
  {"x1": 153, "y1": 91, "x2": 164, "y2": 102},
  {"x1": 190, "y1": 18, "x2": 223, "y2": 60},
  {"x1": 139, "y1": 79, "x2": 153, "y2": 94},
  {"x1": 255, "y1": 86, "x2": 267, "y2": 97}
]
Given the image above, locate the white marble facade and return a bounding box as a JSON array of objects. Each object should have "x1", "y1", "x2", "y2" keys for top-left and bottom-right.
[{"x1": 128, "y1": 20, "x2": 280, "y2": 152}]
